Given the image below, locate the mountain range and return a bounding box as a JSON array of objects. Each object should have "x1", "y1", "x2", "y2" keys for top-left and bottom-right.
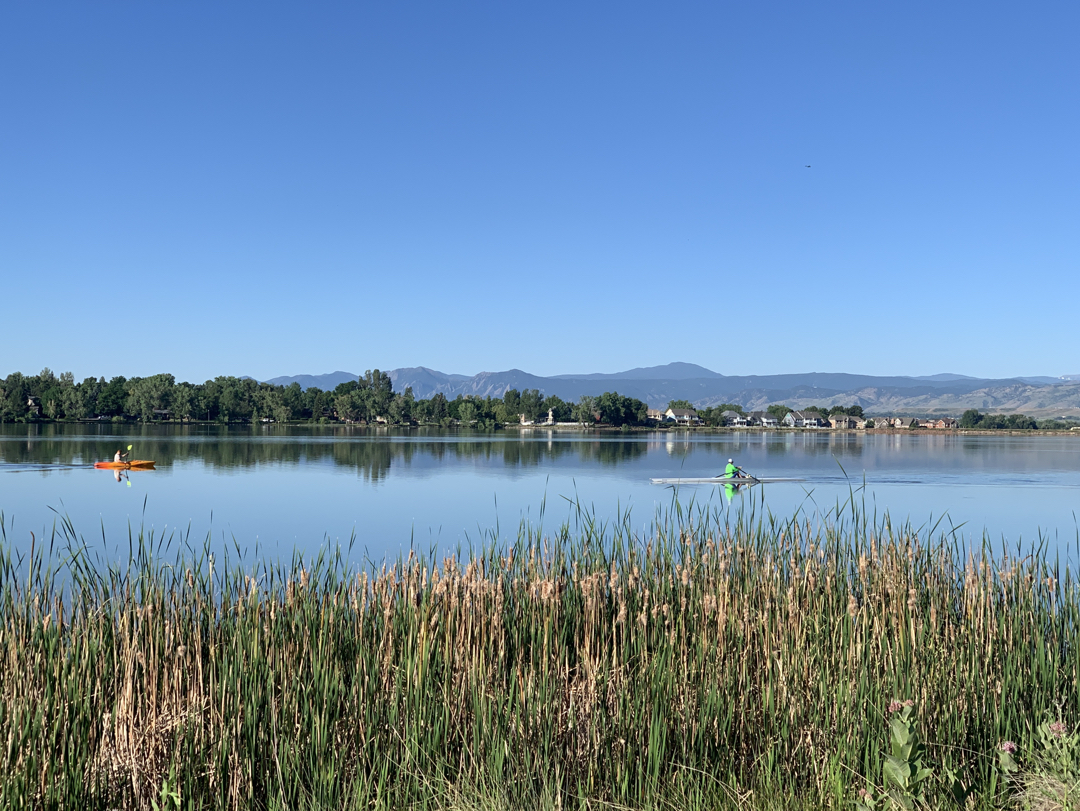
[{"x1": 263, "y1": 364, "x2": 1080, "y2": 418}]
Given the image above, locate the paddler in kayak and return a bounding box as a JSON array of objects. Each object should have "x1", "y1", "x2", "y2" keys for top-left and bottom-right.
[{"x1": 114, "y1": 448, "x2": 129, "y2": 464}]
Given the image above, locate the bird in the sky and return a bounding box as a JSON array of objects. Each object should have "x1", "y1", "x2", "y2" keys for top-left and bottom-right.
[{"x1": 805, "y1": 165, "x2": 811, "y2": 168}]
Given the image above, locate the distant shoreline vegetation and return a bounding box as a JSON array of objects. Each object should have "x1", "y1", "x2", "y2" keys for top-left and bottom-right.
[{"x1": 1, "y1": 368, "x2": 1075, "y2": 431}]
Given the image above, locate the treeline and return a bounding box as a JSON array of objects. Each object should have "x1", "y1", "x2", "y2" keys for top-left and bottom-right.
[
  {"x1": 0, "y1": 368, "x2": 654, "y2": 427},
  {"x1": 958, "y1": 409, "x2": 1073, "y2": 430}
]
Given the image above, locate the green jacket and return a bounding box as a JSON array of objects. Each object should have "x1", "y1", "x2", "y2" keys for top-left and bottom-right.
[{"x1": 725, "y1": 462, "x2": 738, "y2": 478}]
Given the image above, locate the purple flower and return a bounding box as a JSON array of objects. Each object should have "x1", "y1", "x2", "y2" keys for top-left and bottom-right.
[
  {"x1": 1049, "y1": 721, "x2": 1068, "y2": 738},
  {"x1": 999, "y1": 741, "x2": 1017, "y2": 753},
  {"x1": 888, "y1": 700, "x2": 904, "y2": 713}
]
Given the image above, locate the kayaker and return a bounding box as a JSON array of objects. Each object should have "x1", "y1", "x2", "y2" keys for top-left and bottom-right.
[{"x1": 113, "y1": 448, "x2": 128, "y2": 463}]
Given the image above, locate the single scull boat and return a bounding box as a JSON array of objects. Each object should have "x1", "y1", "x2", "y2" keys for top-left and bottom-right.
[{"x1": 649, "y1": 476, "x2": 803, "y2": 485}]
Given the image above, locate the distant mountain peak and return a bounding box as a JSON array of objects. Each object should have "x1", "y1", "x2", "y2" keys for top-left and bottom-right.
[{"x1": 552, "y1": 362, "x2": 722, "y2": 381}]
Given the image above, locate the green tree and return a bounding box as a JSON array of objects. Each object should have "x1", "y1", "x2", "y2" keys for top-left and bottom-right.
[
  {"x1": 667, "y1": 399, "x2": 695, "y2": 411},
  {"x1": 172, "y1": 383, "x2": 196, "y2": 422},
  {"x1": 74, "y1": 377, "x2": 102, "y2": 420},
  {"x1": 767, "y1": 404, "x2": 792, "y2": 421},
  {"x1": 126, "y1": 374, "x2": 176, "y2": 421},
  {"x1": 0, "y1": 373, "x2": 29, "y2": 420},
  {"x1": 542, "y1": 395, "x2": 571, "y2": 422},
  {"x1": 959, "y1": 409, "x2": 983, "y2": 429},
  {"x1": 428, "y1": 393, "x2": 448, "y2": 423},
  {"x1": 282, "y1": 383, "x2": 305, "y2": 420},
  {"x1": 458, "y1": 400, "x2": 477, "y2": 426},
  {"x1": 572, "y1": 395, "x2": 597, "y2": 426},
  {"x1": 98, "y1": 376, "x2": 128, "y2": 417},
  {"x1": 596, "y1": 392, "x2": 647, "y2": 426},
  {"x1": 388, "y1": 389, "x2": 414, "y2": 425},
  {"x1": 502, "y1": 389, "x2": 521, "y2": 417},
  {"x1": 519, "y1": 389, "x2": 544, "y2": 422},
  {"x1": 360, "y1": 369, "x2": 394, "y2": 419}
]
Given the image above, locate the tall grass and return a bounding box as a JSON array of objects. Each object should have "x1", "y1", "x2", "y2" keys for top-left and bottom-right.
[{"x1": 1, "y1": 493, "x2": 1077, "y2": 810}]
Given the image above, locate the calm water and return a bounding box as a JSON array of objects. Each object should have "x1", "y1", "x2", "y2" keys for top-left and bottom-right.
[{"x1": 2, "y1": 424, "x2": 1080, "y2": 561}]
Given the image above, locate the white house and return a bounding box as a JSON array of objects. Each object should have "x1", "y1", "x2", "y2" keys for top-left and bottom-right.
[
  {"x1": 784, "y1": 411, "x2": 829, "y2": 428},
  {"x1": 754, "y1": 411, "x2": 779, "y2": 427},
  {"x1": 722, "y1": 410, "x2": 747, "y2": 426},
  {"x1": 665, "y1": 408, "x2": 700, "y2": 425}
]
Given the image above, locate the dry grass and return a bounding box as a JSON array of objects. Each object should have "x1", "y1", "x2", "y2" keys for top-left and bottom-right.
[{"x1": 0, "y1": 497, "x2": 1077, "y2": 809}]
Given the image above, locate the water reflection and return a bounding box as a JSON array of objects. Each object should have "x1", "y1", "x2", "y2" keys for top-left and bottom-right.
[
  {"x1": 0, "y1": 425, "x2": 652, "y2": 482},
  {"x1": 3, "y1": 424, "x2": 1080, "y2": 558}
]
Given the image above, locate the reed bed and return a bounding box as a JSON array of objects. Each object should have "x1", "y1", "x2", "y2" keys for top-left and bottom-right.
[{"x1": 1, "y1": 494, "x2": 1078, "y2": 810}]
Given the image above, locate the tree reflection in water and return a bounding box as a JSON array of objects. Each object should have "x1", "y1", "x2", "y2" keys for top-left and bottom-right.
[{"x1": 0, "y1": 425, "x2": 649, "y2": 483}]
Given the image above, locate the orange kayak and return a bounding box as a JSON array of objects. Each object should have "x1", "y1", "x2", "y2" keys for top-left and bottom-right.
[{"x1": 94, "y1": 460, "x2": 156, "y2": 470}]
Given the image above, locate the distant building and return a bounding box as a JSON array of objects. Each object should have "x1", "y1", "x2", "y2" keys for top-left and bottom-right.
[
  {"x1": 921, "y1": 417, "x2": 958, "y2": 429},
  {"x1": 784, "y1": 411, "x2": 829, "y2": 428},
  {"x1": 646, "y1": 408, "x2": 665, "y2": 422},
  {"x1": 830, "y1": 414, "x2": 866, "y2": 429},
  {"x1": 753, "y1": 411, "x2": 779, "y2": 428},
  {"x1": 721, "y1": 410, "x2": 747, "y2": 426},
  {"x1": 665, "y1": 408, "x2": 700, "y2": 425},
  {"x1": 26, "y1": 396, "x2": 42, "y2": 416}
]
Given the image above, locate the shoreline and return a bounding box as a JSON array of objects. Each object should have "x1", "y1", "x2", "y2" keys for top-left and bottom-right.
[{"x1": 4, "y1": 418, "x2": 1080, "y2": 437}]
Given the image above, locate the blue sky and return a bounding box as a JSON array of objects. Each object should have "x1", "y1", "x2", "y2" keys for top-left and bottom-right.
[{"x1": 2, "y1": 2, "x2": 1077, "y2": 383}]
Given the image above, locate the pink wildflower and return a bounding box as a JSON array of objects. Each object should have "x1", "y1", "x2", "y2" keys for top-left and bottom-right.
[
  {"x1": 888, "y1": 700, "x2": 904, "y2": 713},
  {"x1": 999, "y1": 741, "x2": 1017, "y2": 753},
  {"x1": 1049, "y1": 721, "x2": 1067, "y2": 738}
]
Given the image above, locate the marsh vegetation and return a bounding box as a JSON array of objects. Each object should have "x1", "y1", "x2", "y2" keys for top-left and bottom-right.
[{"x1": 1, "y1": 498, "x2": 1077, "y2": 809}]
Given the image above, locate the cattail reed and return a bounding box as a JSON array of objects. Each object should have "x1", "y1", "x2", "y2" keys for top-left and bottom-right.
[{"x1": 0, "y1": 498, "x2": 1077, "y2": 809}]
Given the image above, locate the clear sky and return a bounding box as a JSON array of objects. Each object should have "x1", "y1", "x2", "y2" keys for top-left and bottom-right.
[{"x1": 2, "y1": 2, "x2": 1078, "y2": 383}]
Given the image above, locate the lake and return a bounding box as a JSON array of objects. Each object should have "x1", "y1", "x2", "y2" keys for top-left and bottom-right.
[{"x1": 2, "y1": 423, "x2": 1079, "y2": 562}]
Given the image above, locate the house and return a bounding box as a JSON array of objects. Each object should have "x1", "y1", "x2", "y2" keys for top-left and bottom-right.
[
  {"x1": 665, "y1": 408, "x2": 700, "y2": 425},
  {"x1": 153, "y1": 409, "x2": 172, "y2": 420},
  {"x1": 830, "y1": 414, "x2": 866, "y2": 429},
  {"x1": 895, "y1": 417, "x2": 918, "y2": 429},
  {"x1": 784, "y1": 411, "x2": 829, "y2": 428},
  {"x1": 921, "y1": 418, "x2": 958, "y2": 429},
  {"x1": 721, "y1": 410, "x2": 747, "y2": 426},
  {"x1": 646, "y1": 408, "x2": 665, "y2": 422},
  {"x1": 751, "y1": 411, "x2": 778, "y2": 427},
  {"x1": 26, "y1": 396, "x2": 42, "y2": 416}
]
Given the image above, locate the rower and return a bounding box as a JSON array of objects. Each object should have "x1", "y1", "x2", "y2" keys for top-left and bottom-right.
[{"x1": 724, "y1": 458, "x2": 745, "y2": 479}]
